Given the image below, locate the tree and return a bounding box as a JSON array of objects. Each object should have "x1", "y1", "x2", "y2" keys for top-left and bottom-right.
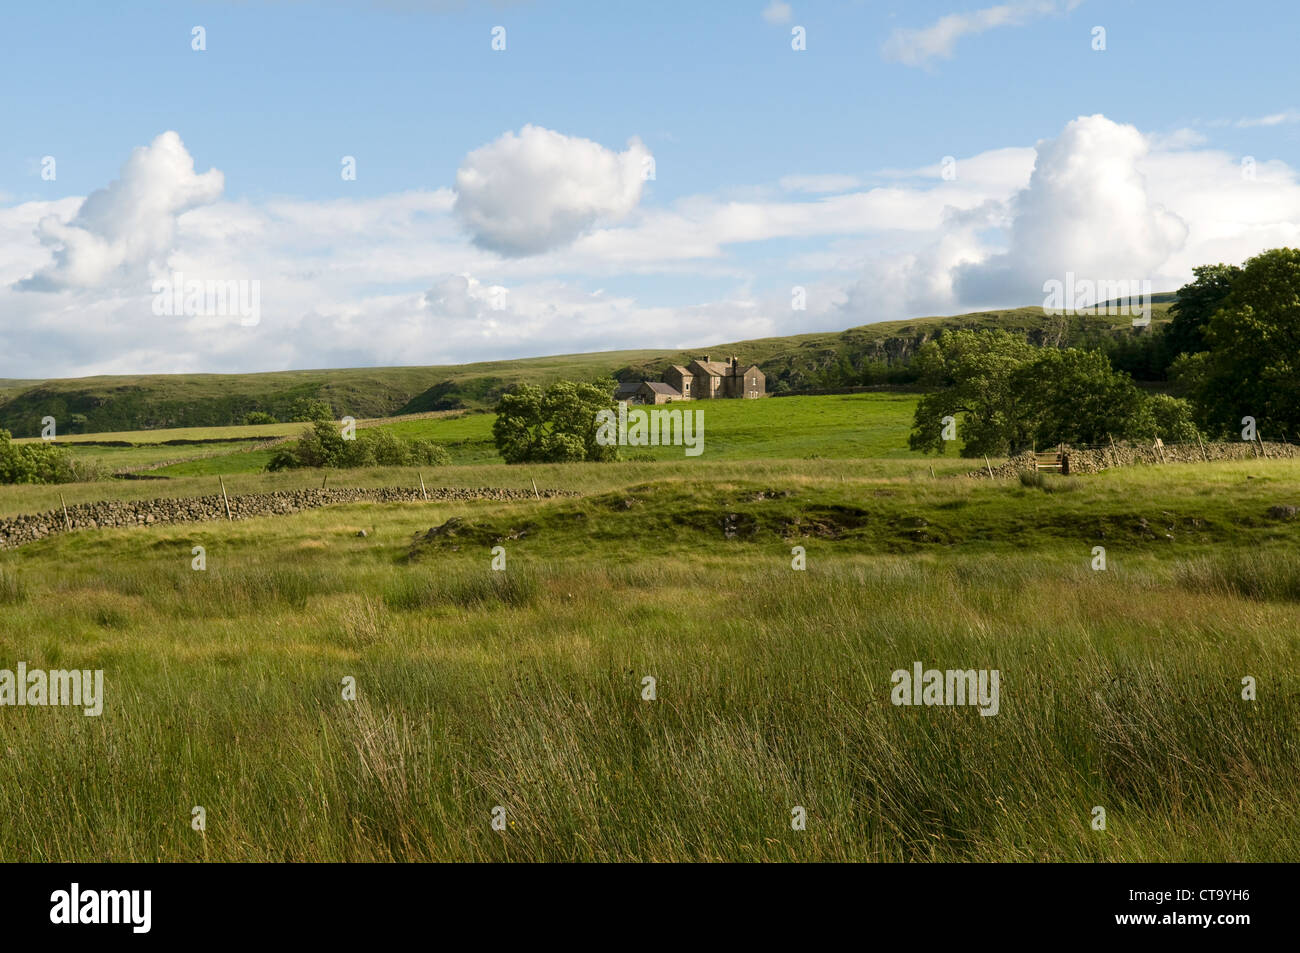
[
  {"x1": 1142, "y1": 393, "x2": 1201, "y2": 443},
  {"x1": 909, "y1": 330, "x2": 1178, "y2": 456},
  {"x1": 492, "y1": 379, "x2": 618, "y2": 464},
  {"x1": 288, "y1": 398, "x2": 334, "y2": 423},
  {"x1": 1165, "y1": 263, "x2": 1242, "y2": 359},
  {"x1": 1191, "y1": 248, "x2": 1300, "y2": 438},
  {"x1": 244, "y1": 411, "x2": 277, "y2": 425},
  {"x1": 908, "y1": 330, "x2": 1038, "y2": 456},
  {"x1": 1013, "y1": 347, "x2": 1151, "y2": 448}
]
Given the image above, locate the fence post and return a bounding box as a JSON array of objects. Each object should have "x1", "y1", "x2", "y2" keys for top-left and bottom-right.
[{"x1": 219, "y1": 477, "x2": 233, "y2": 521}]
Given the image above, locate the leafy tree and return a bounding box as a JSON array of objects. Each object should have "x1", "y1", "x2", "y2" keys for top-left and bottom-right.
[
  {"x1": 1190, "y1": 248, "x2": 1300, "y2": 438},
  {"x1": 244, "y1": 411, "x2": 278, "y2": 425},
  {"x1": 288, "y1": 397, "x2": 334, "y2": 423},
  {"x1": 908, "y1": 330, "x2": 1038, "y2": 456},
  {"x1": 1142, "y1": 393, "x2": 1202, "y2": 443},
  {"x1": 1165, "y1": 263, "x2": 1242, "y2": 359},
  {"x1": 1013, "y1": 347, "x2": 1151, "y2": 448},
  {"x1": 492, "y1": 379, "x2": 618, "y2": 464},
  {"x1": 909, "y1": 331, "x2": 1191, "y2": 455}
]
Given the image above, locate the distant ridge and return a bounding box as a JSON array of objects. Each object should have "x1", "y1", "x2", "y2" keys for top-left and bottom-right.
[{"x1": 0, "y1": 302, "x2": 1173, "y2": 437}]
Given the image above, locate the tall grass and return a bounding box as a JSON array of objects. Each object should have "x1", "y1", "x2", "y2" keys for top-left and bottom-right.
[{"x1": 0, "y1": 473, "x2": 1297, "y2": 861}]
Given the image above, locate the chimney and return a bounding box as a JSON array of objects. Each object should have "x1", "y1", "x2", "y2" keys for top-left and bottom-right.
[{"x1": 704, "y1": 355, "x2": 710, "y2": 363}]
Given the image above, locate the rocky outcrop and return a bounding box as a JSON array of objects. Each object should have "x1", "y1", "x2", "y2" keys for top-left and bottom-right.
[{"x1": 0, "y1": 485, "x2": 571, "y2": 550}]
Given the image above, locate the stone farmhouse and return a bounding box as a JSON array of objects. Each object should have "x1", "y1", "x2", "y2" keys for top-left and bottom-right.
[{"x1": 616, "y1": 355, "x2": 766, "y2": 404}]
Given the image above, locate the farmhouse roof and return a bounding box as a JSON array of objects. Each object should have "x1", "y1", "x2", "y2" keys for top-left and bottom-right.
[
  {"x1": 614, "y1": 381, "x2": 642, "y2": 395},
  {"x1": 641, "y1": 382, "x2": 682, "y2": 396}
]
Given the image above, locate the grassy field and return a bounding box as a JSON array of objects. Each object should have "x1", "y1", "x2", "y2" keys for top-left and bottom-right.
[
  {"x1": 0, "y1": 452, "x2": 1297, "y2": 861},
  {"x1": 8, "y1": 392, "x2": 954, "y2": 478},
  {"x1": 374, "y1": 393, "x2": 955, "y2": 466}
]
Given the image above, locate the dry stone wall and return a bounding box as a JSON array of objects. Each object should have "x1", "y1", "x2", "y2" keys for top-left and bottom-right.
[
  {"x1": 0, "y1": 485, "x2": 571, "y2": 550},
  {"x1": 972, "y1": 441, "x2": 1299, "y2": 478}
]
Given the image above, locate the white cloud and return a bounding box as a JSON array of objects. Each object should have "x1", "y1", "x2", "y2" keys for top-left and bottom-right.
[
  {"x1": 15, "y1": 131, "x2": 223, "y2": 292},
  {"x1": 953, "y1": 114, "x2": 1188, "y2": 306},
  {"x1": 883, "y1": 1, "x2": 1080, "y2": 68},
  {"x1": 5, "y1": 114, "x2": 1300, "y2": 378},
  {"x1": 838, "y1": 113, "x2": 1300, "y2": 324},
  {"x1": 762, "y1": 1, "x2": 792, "y2": 25},
  {"x1": 452, "y1": 124, "x2": 652, "y2": 257},
  {"x1": 779, "y1": 173, "x2": 861, "y2": 193},
  {"x1": 1146, "y1": 127, "x2": 1208, "y2": 150},
  {"x1": 1236, "y1": 110, "x2": 1300, "y2": 128}
]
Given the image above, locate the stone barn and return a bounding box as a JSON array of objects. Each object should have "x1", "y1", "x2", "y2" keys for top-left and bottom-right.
[{"x1": 636, "y1": 381, "x2": 683, "y2": 404}]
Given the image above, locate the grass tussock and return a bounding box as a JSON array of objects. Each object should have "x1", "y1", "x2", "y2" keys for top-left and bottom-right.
[
  {"x1": 1018, "y1": 470, "x2": 1081, "y2": 492},
  {"x1": 1175, "y1": 550, "x2": 1300, "y2": 602},
  {"x1": 0, "y1": 567, "x2": 26, "y2": 604},
  {"x1": 384, "y1": 565, "x2": 540, "y2": 611}
]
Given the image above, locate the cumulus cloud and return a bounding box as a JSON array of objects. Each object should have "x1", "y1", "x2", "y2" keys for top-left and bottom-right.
[
  {"x1": 423, "y1": 273, "x2": 508, "y2": 320},
  {"x1": 762, "y1": 2, "x2": 792, "y2": 25},
  {"x1": 6, "y1": 113, "x2": 1300, "y2": 378},
  {"x1": 953, "y1": 114, "x2": 1188, "y2": 307},
  {"x1": 883, "y1": 1, "x2": 1080, "y2": 67},
  {"x1": 16, "y1": 131, "x2": 223, "y2": 292},
  {"x1": 452, "y1": 125, "x2": 652, "y2": 257}
]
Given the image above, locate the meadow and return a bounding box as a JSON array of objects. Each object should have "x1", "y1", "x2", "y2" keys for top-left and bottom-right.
[
  {"x1": 18, "y1": 392, "x2": 954, "y2": 481},
  {"x1": 0, "y1": 426, "x2": 1297, "y2": 860}
]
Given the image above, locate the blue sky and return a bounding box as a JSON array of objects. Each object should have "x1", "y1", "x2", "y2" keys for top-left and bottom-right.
[{"x1": 2, "y1": 0, "x2": 1298, "y2": 376}]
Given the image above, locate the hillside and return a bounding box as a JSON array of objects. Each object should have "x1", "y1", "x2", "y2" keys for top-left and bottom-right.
[{"x1": 0, "y1": 304, "x2": 1172, "y2": 437}]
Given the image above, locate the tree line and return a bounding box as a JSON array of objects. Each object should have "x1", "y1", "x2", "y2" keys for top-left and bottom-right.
[{"x1": 911, "y1": 248, "x2": 1300, "y2": 456}]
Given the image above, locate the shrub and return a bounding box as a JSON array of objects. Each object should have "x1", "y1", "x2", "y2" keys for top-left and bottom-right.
[
  {"x1": 265, "y1": 421, "x2": 448, "y2": 472},
  {"x1": 0, "y1": 429, "x2": 80, "y2": 484}
]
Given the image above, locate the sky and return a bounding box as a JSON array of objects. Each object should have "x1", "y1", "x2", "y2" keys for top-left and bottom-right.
[{"x1": 2, "y1": 0, "x2": 1298, "y2": 378}]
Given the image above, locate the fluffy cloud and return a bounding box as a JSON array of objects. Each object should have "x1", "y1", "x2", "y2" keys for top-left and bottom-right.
[
  {"x1": 762, "y1": 2, "x2": 792, "y2": 25},
  {"x1": 452, "y1": 125, "x2": 652, "y2": 256},
  {"x1": 16, "y1": 131, "x2": 223, "y2": 292},
  {"x1": 883, "y1": 1, "x2": 1080, "y2": 67},
  {"x1": 4, "y1": 114, "x2": 1300, "y2": 379},
  {"x1": 953, "y1": 114, "x2": 1189, "y2": 306}
]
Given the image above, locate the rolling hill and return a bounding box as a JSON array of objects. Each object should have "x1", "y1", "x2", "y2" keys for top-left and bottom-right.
[{"x1": 0, "y1": 303, "x2": 1172, "y2": 437}]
